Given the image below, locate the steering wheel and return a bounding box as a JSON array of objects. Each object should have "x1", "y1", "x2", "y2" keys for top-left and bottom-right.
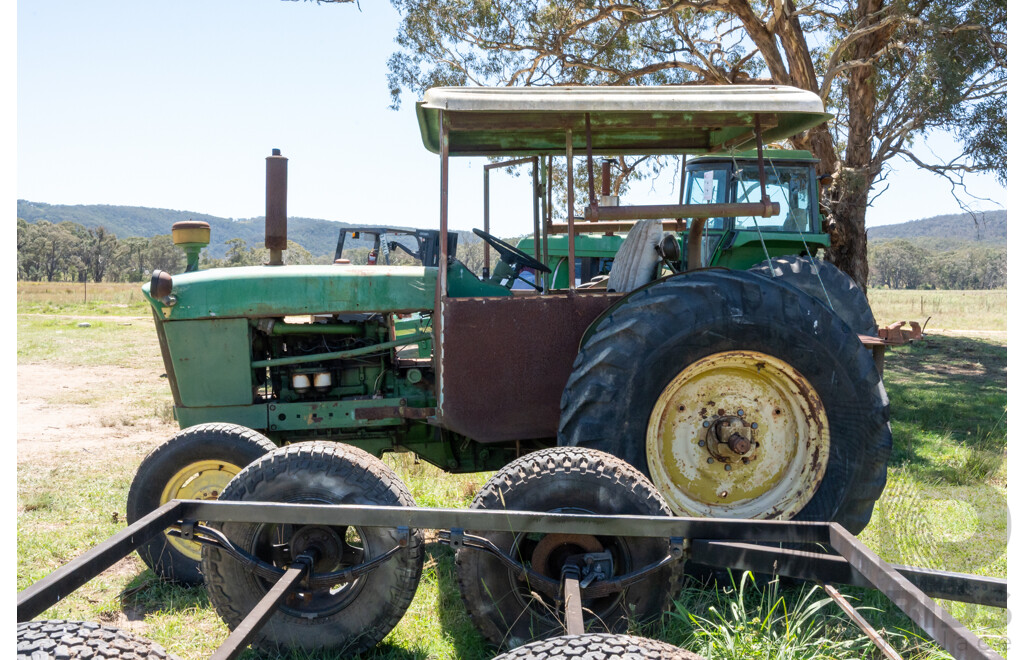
[{"x1": 473, "y1": 228, "x2": 551, "y2": 275}]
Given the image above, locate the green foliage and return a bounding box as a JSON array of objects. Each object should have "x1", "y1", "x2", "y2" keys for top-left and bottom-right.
[
  {"x1": 669, "y1": 573, "x2": 873, "y2": 659},
  {"x1": 869, "y1": 239, "x2": 1006, "y2": 289}
]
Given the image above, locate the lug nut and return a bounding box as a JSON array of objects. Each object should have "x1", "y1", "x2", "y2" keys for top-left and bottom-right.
[
  {"x1": 698, "y1": 440, "x2": 706, "y2": 447},
  {"x1": 737, "y1": 409, "x2": 744, "y2": 416},
  {"x1": 724, "y1": 464, "x2": 732, "y2": 471},
  {"x1": 707, "y1": 458, "x2": 714, "y2": 464},
  {"x1": 702, "y1": 420, "x2": 710, "y2": 428},
  {"x1": 751, "y1": 422, "x2": 758, "y2": 429}
]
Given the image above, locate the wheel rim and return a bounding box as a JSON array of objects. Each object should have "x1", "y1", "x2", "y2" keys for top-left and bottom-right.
[
  {"x1": 646, "y1": 350, "x2": 829, "y2": 519},
  {"x1": 160, "y1": 460, "x2": 243, "y2": 560},
  {"x1": 503, "y1": 507, "x2": 630, "y2": 625}
]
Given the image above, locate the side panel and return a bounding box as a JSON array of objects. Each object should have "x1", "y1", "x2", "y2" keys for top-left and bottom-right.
[
  {"x1": 163, "y1": 318, "x2": 253, "y2": 407},
  {"x1": 439, "y1": 293, "x2": 622, "y2": 443}
]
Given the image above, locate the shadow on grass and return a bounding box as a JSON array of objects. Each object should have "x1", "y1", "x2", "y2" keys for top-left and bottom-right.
[
  {"x1": 884, "y1": 334, "x2": 1005, "y2": 484},
  {"x1": 118, "y1": 569, "x2": 210, "y2": 620}
]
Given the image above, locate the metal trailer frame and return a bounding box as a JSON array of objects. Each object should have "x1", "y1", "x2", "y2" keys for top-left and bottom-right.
[{"x1": 18, "y1": 500, "x2": 1005, "y2": 660}]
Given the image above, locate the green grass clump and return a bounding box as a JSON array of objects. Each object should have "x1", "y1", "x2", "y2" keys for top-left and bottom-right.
[{"x1": 667, "y1": 573, "x2": 874, "y2": 659}]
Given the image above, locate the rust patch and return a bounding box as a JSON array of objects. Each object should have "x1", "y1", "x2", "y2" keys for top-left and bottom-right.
[{"x1": 439, "y1": 292, "x2": 622, "y2": 443}]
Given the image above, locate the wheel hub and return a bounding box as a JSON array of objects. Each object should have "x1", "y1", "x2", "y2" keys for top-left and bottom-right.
[
  {"x1": 703, "y1": 414, "x2": 758, "y2": 463},
  {"x1": 530, "y1": 533, "x2": 604, "y2": 579},
  {"x1": 289, "y1": 525, "x2": 344, "y2": 574},
  {"x1": 646, "y1": 350, "x2": 829, "y2": 519}
]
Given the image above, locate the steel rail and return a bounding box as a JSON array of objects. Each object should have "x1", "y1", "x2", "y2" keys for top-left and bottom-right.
[
  {"x1": 182, "y1": 501, "x2": 831, "y2": 543},
  {"x1": 689, "y1": 540, "x2": 1006, "y2": 608},
  {"x1": 17, "y1": 501, "x2": 183, "y2": 622},
  {"x1": 830, "y1": 525, "x2": 1002, "y2": 660},
  {"x1": 210, "y1": 560, "x2": 310, "y2": 660},
  {"x1": 823, "y1": 583, "x2": 904, "y2": 660}
]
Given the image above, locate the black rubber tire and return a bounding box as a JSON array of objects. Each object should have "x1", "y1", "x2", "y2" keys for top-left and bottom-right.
[
  {"x1": 126, "y1": 423, "x2": 277, "y2": 584},
  {"x1": 490, "y1": 633, "x2": 704, "y2": 659},
  {"x1": 749, "y1": 255, "x2": 877, "y2": 336},
  {"x1": 202, "y1": 441, "x2": 424, "y2": 655},
  {"x1": 456, "y1": 447, "x2": 684, "y2": 650},
  {"x1": 559, "y1": 269, "x2": 890, "y2": 534},
  {"x1": 17, "y1": 620, "x2": 181, "y2": 659}
]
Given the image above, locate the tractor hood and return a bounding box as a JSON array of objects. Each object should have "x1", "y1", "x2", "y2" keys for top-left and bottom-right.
[{"x1": 143, "y1": 265, "x2": 438, "y2": 320}]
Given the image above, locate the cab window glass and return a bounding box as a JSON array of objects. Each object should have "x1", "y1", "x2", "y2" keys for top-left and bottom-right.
[
  {"x1": 685, "y1": 166, "x2": 729, "y2": 231},
  {"x1": 733, "y1": 165, "x2": 812, "y2": 233}
]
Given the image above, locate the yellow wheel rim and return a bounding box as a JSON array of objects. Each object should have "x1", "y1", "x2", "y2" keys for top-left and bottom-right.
[
  {"x1": 160, "y1": 460, "x2": 243, "y2": 561},
  {"x1": 646, "y1": 350, "x2": 829, "y2": 520}
]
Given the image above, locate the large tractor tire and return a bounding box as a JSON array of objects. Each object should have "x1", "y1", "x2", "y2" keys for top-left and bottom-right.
[
  {"x1": 126, "y1": 423, "x2": 277, "y2": 584},
  {"x1": 456, "y1": 447, "x2": 683, "y2": 650},
  {"x1": 17, "y1": 620, "x2": 180, "y2": 659},
  {"x1": 491, "y1": 633, "x2": 704, "y2": 660},
  {"x1": 202, "y1": 442, "x2": 424, "y2": 655},
  {"x1": 559, "y1": 270, "x2": 890, "y2": 534},
  {"x1": 749, "y1": 255, "x2": 877, "y2": 336}
]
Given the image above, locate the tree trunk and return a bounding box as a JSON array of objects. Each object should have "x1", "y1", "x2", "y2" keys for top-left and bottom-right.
[{"x1": 822, "y1": 0, "x2": 887, "y2": 291}]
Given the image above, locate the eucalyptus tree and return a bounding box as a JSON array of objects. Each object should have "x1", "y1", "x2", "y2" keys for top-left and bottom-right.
[{"x1": 382, "y1": 0, "x2": 1005, "y2": 287}]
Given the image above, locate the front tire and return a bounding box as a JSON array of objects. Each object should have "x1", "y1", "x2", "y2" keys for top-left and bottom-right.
[
  {"x1": 126, "y1": 423, "x2": 277, "y2": 584},
  {"x1": 202, "y1": 442, "x2": 424, "y2": 655},
  {"x1": 559, "y1": 270, "x2": 890, "y2": 534}
]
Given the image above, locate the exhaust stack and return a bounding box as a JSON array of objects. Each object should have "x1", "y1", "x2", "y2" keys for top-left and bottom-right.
[{"x1": 266, "y1": 148, "x2": 288, "y2": 265}]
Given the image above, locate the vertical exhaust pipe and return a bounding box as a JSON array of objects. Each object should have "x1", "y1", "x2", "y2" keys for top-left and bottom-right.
[{"x1": 266, "y1": 148, "x2": 288, "y2": 265}]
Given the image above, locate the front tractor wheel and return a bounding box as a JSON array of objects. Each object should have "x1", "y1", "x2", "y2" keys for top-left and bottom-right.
[
  {"x1": 559, "y1": 270, "x2": 891, "y2": 534},
  {"x1": 126, "y1": 423, "x2": 277, "y2": 584}
]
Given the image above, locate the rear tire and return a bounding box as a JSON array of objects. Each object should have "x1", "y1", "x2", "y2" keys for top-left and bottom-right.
[
  {"x1": 490, "y1": 633, "x2": 704, "y2": 659},
  {"x1": 559, "y1": 270, "x2": 890, "y2": 534},
  {"x1": 202, "y1": 442, "x2": 424, "y2": 655},
  {"x1": 17, "y1": 620, "x2": 180, "y2": 659},
  {"x1": 749, "y1": 255, "x2": 877, "y2": 335},
  {"x1": 456, "y1": 447, "x2": 683, "y2": 649},
  {"x1": 126, "y1": 423, "x2": 277, "y2": 584}
]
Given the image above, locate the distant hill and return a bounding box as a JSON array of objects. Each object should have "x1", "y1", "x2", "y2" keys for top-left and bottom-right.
[
  {"x1": 867, "y1": 210, "x2": 1005, "y2": 251},
  {"x1": 16, "y1": 200, "x2": 480, "y2": 259}
]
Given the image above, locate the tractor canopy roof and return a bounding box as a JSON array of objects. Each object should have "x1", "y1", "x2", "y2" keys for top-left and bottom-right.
[
  {"x1": 688, "y1": 148, "x2": 819, "y2": 163},
  {"x1": 416, "y1": 85, "x2": 830, "y2": 157}
]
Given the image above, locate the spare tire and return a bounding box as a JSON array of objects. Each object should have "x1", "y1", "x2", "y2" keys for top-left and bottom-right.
[
  {"x1": 16, "y1": 620, "x2": 180, "y2": 659},
  {"x1": 456, "y1": 447, "x2": 683, "y2": 649},
  {"x1": 490, "y1": 633, "x2": 704, "y2": 659},
  {"x1": 202, "y1": 442, "x2": 424, "y2": 655}
]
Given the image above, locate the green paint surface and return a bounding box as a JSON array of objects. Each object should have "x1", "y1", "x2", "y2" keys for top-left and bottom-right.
[
  {"x1": 145, "y1": 265, "x2": 438, "y2": 320},
  {"x1": 163, "y1": 318, "x2": 253, "y2": 407}
]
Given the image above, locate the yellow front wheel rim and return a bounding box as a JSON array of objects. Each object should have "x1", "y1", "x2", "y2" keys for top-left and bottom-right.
[
  {"x1": 160, "y1": 460, "x2": 243, "y2": 560},
  {"x1": 646, "y1": 350, "x2": 829, "y2": 520}
]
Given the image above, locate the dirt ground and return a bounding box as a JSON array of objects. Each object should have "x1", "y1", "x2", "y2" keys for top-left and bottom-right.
[{"x1": 17, "y1": 362, "x2": 177, "y2": 464}]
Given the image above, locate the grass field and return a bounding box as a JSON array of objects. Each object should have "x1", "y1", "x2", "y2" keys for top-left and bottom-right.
[{"x1": 16, "y1": 282, "x2": 1007, "y2": 658}]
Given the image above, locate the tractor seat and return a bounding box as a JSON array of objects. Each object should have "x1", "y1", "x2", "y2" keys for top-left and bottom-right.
[{"x1": 606, "y1": 219, "x2": 664, "y2": 293}]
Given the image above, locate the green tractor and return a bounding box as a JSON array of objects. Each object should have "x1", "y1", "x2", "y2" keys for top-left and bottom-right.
[{"x1": 127, "y1": 85, "x2": 890, "y2": 650}]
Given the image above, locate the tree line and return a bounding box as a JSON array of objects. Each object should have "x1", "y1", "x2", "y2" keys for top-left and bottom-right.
[
  {"x1": 17, "y1": 218, "x2": 493, "y2": 282},
  {"x1": 20, "y1": 217, "x2": 1004, "y2": 290},
  {"x1": 868, "y1": 239, "x2": 1005, "y2": 290}
]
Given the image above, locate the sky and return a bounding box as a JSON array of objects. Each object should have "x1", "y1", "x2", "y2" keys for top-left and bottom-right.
[{"x1": 17, "y1": 0, "x2": 1006, "y2": 240}]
